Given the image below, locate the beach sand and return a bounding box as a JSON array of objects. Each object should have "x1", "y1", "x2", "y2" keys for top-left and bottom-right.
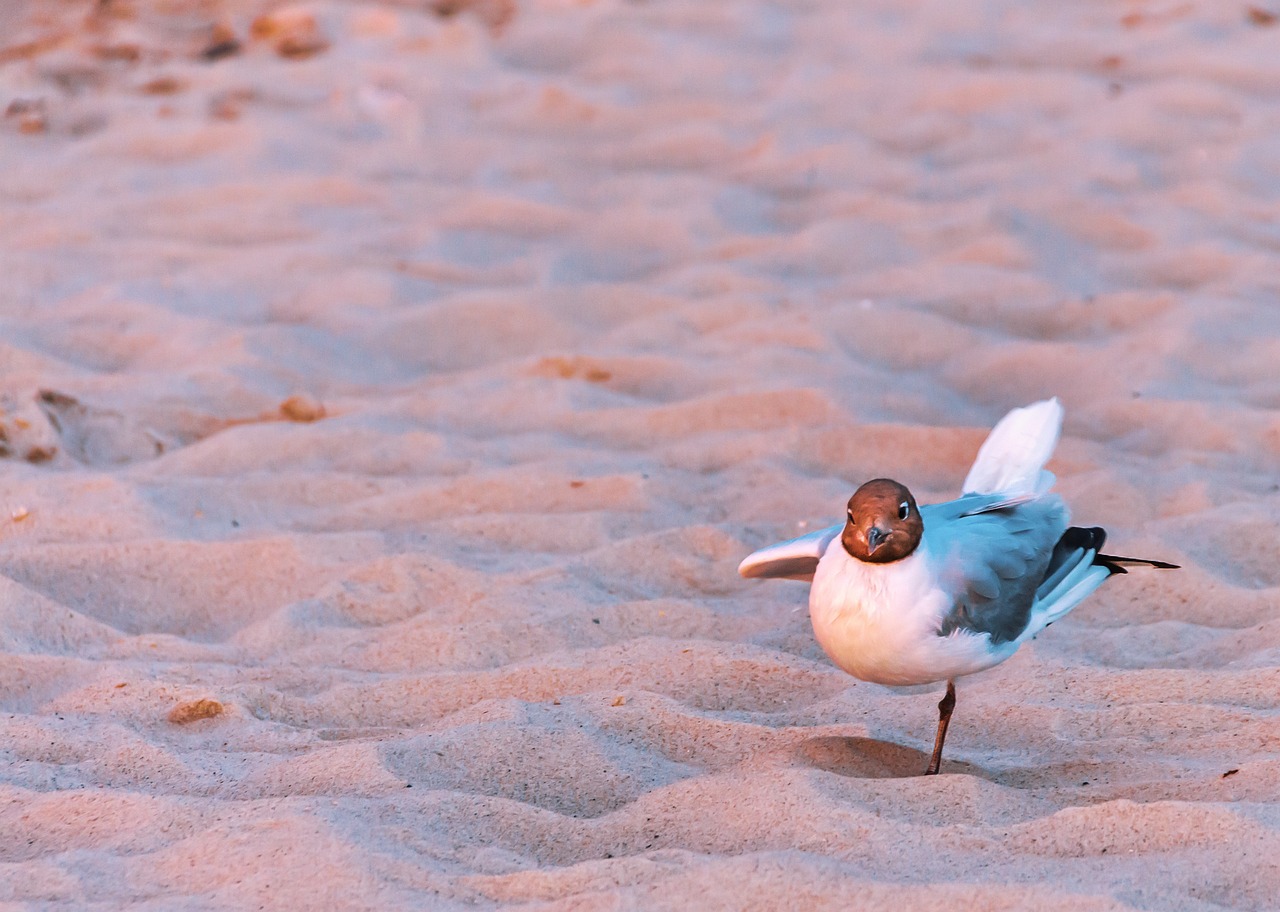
[{"x1": 1, "y1": 1, "x2": 1278, "y2": 908}]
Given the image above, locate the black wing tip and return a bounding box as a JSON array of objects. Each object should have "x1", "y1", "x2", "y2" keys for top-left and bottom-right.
[
  {"x1": 1097, "y1": 553, "x2": 1181, "y2": 572},
  {"x1": 1061, "y1": 526, "x2": 1108, "y2": 552},
  {"x1": 1060, "y1": 527, "x2": 1179, "y2": 575}
]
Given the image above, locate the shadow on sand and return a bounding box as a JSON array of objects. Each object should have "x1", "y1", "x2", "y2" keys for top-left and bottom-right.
[{"x1": 796, "y1": 735, "x2": 989, "y2": 780}]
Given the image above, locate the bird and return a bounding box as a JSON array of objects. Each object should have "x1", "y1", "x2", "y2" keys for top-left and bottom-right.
[{"x1": 737, "y1": 398, "x2": 1177, "y2": 775}]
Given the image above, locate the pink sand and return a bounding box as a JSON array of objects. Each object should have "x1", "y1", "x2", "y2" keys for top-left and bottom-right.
[{"x1": 0, "y1": 1, "x2": 1277, "y2": 909}]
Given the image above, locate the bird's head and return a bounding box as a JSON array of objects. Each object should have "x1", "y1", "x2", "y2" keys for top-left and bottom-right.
[{"x1": 842, "y1": 478, "x2": 923, "y2": 563}]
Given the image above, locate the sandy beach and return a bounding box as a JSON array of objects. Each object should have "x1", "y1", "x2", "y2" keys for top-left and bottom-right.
[{"x1": 1, "y1": 0, "x2": 1278, "y2": 908}]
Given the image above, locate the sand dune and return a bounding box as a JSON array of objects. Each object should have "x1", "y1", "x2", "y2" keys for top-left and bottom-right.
[{"x1": 1, "y1": 0, "x2": 1277, "y2": 909}]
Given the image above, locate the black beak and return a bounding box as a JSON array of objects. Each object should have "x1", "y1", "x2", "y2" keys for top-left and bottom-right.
[{"x1": 866, "y1": 525, "x2": 888, "y2": 555}]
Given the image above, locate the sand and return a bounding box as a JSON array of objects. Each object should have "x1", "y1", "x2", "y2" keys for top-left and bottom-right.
[{"x1": 0, "y1": 0, "x2": 1278, "y2": 908}]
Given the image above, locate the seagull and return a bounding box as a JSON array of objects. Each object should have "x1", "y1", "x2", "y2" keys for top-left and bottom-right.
[{"x1": 738, "y1": 399, "x2": 1177, "y2": 775}]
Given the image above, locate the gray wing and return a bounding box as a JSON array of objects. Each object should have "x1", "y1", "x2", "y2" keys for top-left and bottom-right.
[{"x1": 923, "y1": 495, "x2": 1066, "y2": 644}]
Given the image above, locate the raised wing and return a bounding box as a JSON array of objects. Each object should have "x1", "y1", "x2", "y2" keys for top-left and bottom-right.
[
  {"x1": 962, "y1": 398, "x2": 1062, "y2": 498},
  {"x1": 738, "y1": 524, "x2": 842, "y2": 582}
]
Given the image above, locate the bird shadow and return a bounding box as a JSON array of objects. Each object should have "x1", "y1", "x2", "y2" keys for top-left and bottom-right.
[{"x1": 795, "y1": 735, "x2": 989, "y2": 780}]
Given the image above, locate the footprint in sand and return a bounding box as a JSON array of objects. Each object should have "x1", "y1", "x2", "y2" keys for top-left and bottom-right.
[
  {"x1": 36, "y1": 389, "x2": 168, "y2": 467},
  {"x1": 31, "y1": 390, "x2": 328, "y2": 468}
]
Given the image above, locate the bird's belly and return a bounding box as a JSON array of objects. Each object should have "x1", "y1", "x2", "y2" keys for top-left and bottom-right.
[{"x1": 809, "y1": 556, "x2": 1010, "y2": 686}]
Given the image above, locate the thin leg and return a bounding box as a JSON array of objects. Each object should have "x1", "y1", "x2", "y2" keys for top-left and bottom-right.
[{"x1": 925, "y1": 680, "x2": 956, "y2": 776}]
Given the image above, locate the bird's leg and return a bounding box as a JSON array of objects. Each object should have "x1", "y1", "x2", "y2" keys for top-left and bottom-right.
[{"x1": 925, "y1": 680, "x2": 956, "y2": 776}]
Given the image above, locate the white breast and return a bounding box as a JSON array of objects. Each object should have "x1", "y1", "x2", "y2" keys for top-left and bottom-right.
[{"x1": 808, "y1": 539, "x2": 1015, "y2": 686}]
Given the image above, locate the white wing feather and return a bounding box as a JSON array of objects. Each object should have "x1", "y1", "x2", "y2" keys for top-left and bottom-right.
[
  {"x1": 962, "y1": 398, "x2": 1063, "y2": 497},
  {"x1": 738, "y1": 524, "x2": 841, "y2": 581}
]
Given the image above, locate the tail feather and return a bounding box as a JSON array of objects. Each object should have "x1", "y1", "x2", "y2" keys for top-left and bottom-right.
[
  {"x1": 1032, "y1": 566, "x2": 1111, "y2": 631},
  {"x1": 962, "y1": 398, "x2": 1064, "y2": 498},
  {"x1": 1038, "y1": 526, "x2": 1105, "y2": 599},
  {"x1": 1025, "y1": 525, "x2": 1178, "y2": 640}
]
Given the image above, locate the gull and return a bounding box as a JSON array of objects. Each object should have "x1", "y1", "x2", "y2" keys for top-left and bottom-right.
[{"x1": 738, "y1": 399, "x2": 1177, "y2": 775}]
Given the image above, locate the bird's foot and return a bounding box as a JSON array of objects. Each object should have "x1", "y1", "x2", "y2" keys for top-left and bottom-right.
[{"x1": 924, "y1": 680, "x2": 956, "y2": 775}]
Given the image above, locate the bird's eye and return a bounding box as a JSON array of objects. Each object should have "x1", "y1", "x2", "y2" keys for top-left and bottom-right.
[
  {"x1": 847, "y1": 508, "x2": 855, "y2": 522},
  {"x1": 897, "y1": 501, "x2": 910, "y2": 520}
]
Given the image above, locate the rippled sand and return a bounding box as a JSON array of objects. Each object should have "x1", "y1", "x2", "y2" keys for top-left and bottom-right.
[{"x1": 1, "y1": 1, "x2": 1277, "y2": 909}]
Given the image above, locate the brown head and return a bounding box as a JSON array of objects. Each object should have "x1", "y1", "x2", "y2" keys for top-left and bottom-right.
[{"x1": 841, "y1": 478, "x2": 924, "y2": 563}]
